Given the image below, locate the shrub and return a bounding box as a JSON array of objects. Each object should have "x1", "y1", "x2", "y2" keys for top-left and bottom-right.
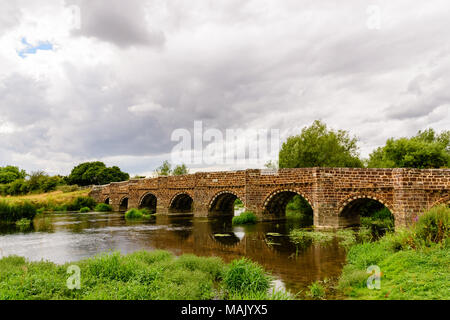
[
  {"x1": 232, "y1": 211, "x2": 257, "y2": 225},
  {"x1": 414, "y1": 204, "x2": 449, "y2": 245},
  {"x1": 125, "y1": 208, "x2": 143, "y2": 220},
  {"x1": 94, "y1": 203, "x2": 113, "y2": 212},
  {"x1": 67, "y1": 197, "x2": 96, "y2": 211},
  {"x1": 79, "y1": 207, "x2": 91, "y2": 213}
]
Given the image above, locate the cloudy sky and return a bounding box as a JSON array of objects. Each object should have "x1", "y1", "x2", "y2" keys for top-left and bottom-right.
[{"x1": 0, "y1": 0, "x2": 449, "y2": 176}]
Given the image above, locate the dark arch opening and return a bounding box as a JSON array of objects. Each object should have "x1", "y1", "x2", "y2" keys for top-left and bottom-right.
[
  {"x1": 139, "y1": 193, "x2": 157, "y2": 213},
  {"x1": 340, "y1": 198, "x2": 394, "y2": 235},
  {"x1": 119, "y1": 197, "x2": 128, "y2": 212},
  {"x1": 104, "y1": 198, "x2": 110, "y2": 205},
  {"x1": 209, "y1": 192, "x2": 241, "y2": 216},
  {"x1": 169, "y1": 194, "x2": 193, "y2": 213},
  {"x1": 265, "y1": 191, "x2": 313, "y2": 222}
]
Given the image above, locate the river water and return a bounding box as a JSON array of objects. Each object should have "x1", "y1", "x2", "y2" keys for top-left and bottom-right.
[{"x1": 0, "y1": 212, "x2": 347, "y2": 295}]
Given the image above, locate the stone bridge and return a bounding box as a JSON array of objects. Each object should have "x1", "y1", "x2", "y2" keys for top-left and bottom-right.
[{"x1": 89, "y1": 168, "x2": 450, "y2": 229}]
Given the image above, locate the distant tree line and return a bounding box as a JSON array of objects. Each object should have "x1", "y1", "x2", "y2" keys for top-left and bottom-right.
[{"x1": 0, "y1": 162, "x2": 130, "y2": 197}]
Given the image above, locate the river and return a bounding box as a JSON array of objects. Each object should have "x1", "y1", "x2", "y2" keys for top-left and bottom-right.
[{"x1": 0, "y1": 212, "x2": 347, "y2": 295}]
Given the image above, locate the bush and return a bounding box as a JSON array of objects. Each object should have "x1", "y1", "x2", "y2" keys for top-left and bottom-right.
[
  {"x1": 94, "y1": 203, "x2": 113, "y2": 212},
  {"x1": 414, "y1": 204, "x2": 449, "y2": 245},
  {"x1": 67, "y1": 197, "x2": 96, "y2": 211},
  {"x1": 222, "y1": 258, "x2": 271, "y2": 297},
  {"x1": 79, "y1": 207, "x2": 91, "y2": 213},
  {"x1": 232, "y1": 211, "x2": 257, "y2": 225},
  {"x1": 125, "y1": 208, "x2": 143, "y2": 220}
]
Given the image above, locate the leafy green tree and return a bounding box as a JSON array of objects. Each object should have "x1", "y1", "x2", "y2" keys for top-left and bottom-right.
[
  {"x1": 0, "y1": 166, "x2": 27, "y2": 184},
  {"x1": 67, "y1": 162, "x2": 129, "y2": 186},
  {"x1": 155, "y1": 160, "x2": 172, "y2": 176},
  {"x1": 97, "y1": 166, "x2": 130, "y2": 185},
  {"x1": 367, "y1": 129, "x2": 450, "y2": 169},
  {"x1": 279, "y1": 120, "x2": 363, "y2": 168},
  {"x1": 173, "y1": 164, "x2": 189, "y2": 176}
]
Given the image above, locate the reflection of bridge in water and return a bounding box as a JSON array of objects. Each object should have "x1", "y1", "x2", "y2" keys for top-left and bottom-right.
[
  {"x1": 90, "y1": 168, "x2": 450, "y2": 229},
  {"x1": 126, "y1": 216, "x2": 348, "y2": 293}
]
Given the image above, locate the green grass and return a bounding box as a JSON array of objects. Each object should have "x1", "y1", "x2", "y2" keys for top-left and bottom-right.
[
  {"x1": 307, "y1": 281, "x2": 325, "y2": 299},
  {"x1": 289, "y1": 230, "x2": 334, "y2": 249},
  {"x1": 0, "y1": 251, "x2": 280, "y2": 300},
  {"x1": 221, "y1": 258, "x2": 271, "y2": 299},
  {"x1": 79, "y1": 207, "x2": 91, "y2": 213},
  {"x1": 338, "y1": 205, "x2": 450, "y2": 300},
  {"x1": 232, "y1": 211, "x2": 257, "y2": 225}
]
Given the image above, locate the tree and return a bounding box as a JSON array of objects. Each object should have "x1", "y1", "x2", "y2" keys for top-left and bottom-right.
[
  {"x1": 173, "y1": 164, "x2": 189, "y2": 176},
  {"x1": 279, "y1": 120, "x2": 363, "y2": 168},
  {"x1": 367, "y1": 129, "x2": 450, "y2": 169},
  {"x1": 67, "y1": 162, "x2": 129, "y2": 186},
  {"x1": 264, "y1": 160, "x2": 278, "y2": 170},
  {"x1": 0, "y1": 166, "x2": 27, "y2": 184},
  {"x1": 155, "y1": 161, "x2": 172, "y2": 176}
]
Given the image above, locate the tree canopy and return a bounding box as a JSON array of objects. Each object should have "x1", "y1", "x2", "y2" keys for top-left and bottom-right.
[
  {"x1": 155, "y1": 161, "x2": 189, "y2": 176},
  {"x1": 67, "y1": 162, "x2": 129, "y2": 186},
  {"x1": 367, "y1": 129, "x2": 450, "y2": 169},
  {"x1": 0, "y1": 166, "x2": 27, "y2": 184},
  {"x1": 172, "y1": 164, "x2": 189, "y2": 176},
  {"x1": 279, "y1": 120, "x2": 363, "y2": 168}
]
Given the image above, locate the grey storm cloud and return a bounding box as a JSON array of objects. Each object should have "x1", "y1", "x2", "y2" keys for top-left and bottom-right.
[
  {"x1": 69, "y1": 0, "x2": 165, "y2": 48},
  {"x1": 0, "y1": 0, "x2": 449, "y2": 175}
]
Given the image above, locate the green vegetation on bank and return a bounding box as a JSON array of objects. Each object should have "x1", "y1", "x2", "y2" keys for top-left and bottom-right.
[
  {"x1": 338, "y1": 205, "x2": 449, "y2": 300},
  {"x1": 94, "y1": 203, "x2": 113, "y2": 212},
  {"x1": 0, "y1": 201, "x2": 37, "y2": 223},
  {"x1": 0, "y1": 250, "x2": 278, "y2": 300},
  {"x1": 0, "y1": 190, "x2": 99, "y2": 222},
  {"x1": 0, "y1": 161, "x2": 129, "y2": 198},
  {"x1": 232, "y1": 211, "x2": 257, "y2": 225}
]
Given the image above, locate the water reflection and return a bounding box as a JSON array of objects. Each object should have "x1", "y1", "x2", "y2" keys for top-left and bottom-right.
[{"x1": 0, "y1": 212, "x2": 347, "y2": 294}]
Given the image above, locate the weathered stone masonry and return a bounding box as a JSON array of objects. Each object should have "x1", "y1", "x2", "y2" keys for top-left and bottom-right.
[{"x1": 89, "y1": 168, "x2": 450, "y2": 229}]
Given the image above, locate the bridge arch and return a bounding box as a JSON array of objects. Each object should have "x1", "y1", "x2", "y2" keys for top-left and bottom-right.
[
  {"x1": 139, "y1": 192, "x2": 157, "y2": 213},
  {"x1": 263, "y1": 188, "x2": 313, "y2": 218},
  {"x1": 337, "y1": 193, "x2": 394, "y2": 227},
  {"x1": 119, "y1": 196, "x2": 129, "y2": 212},
  {"x1": 104, "y1": 197, "x2": 110, "y2": 205},
  {"x1": 169, "y1": 192, "x2": 194, "y2": 213},
  {"x1": 208, "y1": 190, "x2": 243, "y2": 216}
]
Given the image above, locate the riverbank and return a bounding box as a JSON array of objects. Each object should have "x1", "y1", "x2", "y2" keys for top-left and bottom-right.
[
  {"x1": 337, "y1": 204, "x2": 449, "y2": 300},
  {"x1": 0, "y1": 250, "x2": 288, "y2": 300},
  {"x1": 0, "y1": 189, "x2": 90, "y2": 207}
]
